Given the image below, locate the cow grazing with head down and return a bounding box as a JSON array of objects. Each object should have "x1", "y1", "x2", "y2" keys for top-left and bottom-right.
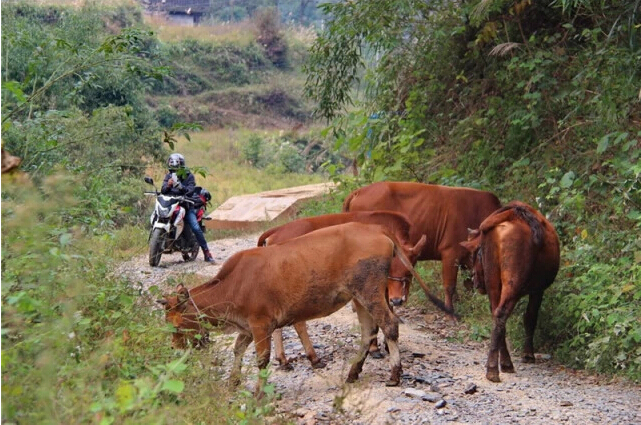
[
  {"x1": 257, "y1": 211, "x2": 425, "y2": 367},
  {"x1": 343, "y1": 181, "x2": 502, "y2": 312},
  {"x1": 159, "y1": 222, "x2": 451, "y2": 395},
  {"x1": 460, "y1": 201, "x2": 560, "y2": 382}
]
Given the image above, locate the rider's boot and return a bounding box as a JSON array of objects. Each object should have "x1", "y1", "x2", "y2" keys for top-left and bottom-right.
[{"x1": 203, "y1": 248, "x2": 215, "y2": 263}]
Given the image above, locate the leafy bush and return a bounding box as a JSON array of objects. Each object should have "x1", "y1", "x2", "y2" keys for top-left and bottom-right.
[
  {"x1": 254, "y1": 7, "x2": 289, "y2": 69},
  {"x1": 152, "y1": 40, "x2": 272, "y2": 95},
  {"x1": 242, "y1": 133, "x2": 266, "y2": 167}
]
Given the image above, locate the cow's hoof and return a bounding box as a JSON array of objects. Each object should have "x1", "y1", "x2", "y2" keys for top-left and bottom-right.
[
  {"x1": 369, "y1": 350, "x2": 385, "y2": 359},
  {"x1": 522, "y1": 355, "x2": 536, "y2": 364},
  {"x1": 311, "y1": 360, "x2": 327, "y2": 369},
  {"x1": 501, "y1": 364, "x2": 516, "y2": 373},
  {"x1": 277, "y1": 362, "x2": 294, "y2": 371},
  {"x1": 386, "y1": 378, "x2": 400, "y2": 387},
  {"x1": 346, "y1": 374, "x2": 358, "y2": 384},
  {"x1": 486, "y1": 370, "x2": 500, "y2": 383}
]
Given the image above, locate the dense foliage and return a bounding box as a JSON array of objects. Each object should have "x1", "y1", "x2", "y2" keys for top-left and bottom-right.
[
  {"x1": 306, "y1": 0, "x2": 641, "y2": 380},
  {"x1": 0, "y1": 2, "x2": 299, "y2": 422}
]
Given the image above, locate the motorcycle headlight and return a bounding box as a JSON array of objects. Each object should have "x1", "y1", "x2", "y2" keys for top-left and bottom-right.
[{"x1": 156, "y1": 205, "x2": 172, "y2": 218}]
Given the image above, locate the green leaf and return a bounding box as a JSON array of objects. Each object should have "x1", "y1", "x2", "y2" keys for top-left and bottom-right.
[
  {"x1": 512, "y1": 157, "x2": 530, "y2": 168},
  {"x1": 2, "y1": 81, "x2": 27, "y2": 103},
  {"x1": 597, "y1": 134, "x2": 611, "y2": 154},
  {"x1": 161, "y1": 379, "x2": 184, "y2": 394},
  {"x1": 560, "y1": 171, "x2": 575, "y2": 188},
  {"x1": 59, "y1": 233, "x2": 73, "y2": 247}
]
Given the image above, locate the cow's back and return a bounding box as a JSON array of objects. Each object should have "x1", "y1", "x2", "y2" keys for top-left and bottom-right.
[
  {"x1": 344, "y1": 182, "x2": 501, "y2": 260},
  {"x1": 230, "y1": 223, "x2": 396, "y2": 324},
  {"x1": 481, "y1": 202, "x2": 560, "y2": 293},
  {"x1": 260, "y1": 211, "x2": 413, "y2": 248}
]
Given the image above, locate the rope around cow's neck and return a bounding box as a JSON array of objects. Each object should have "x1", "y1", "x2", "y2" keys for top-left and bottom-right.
[
  {"x1": 392, "y1": 244, "x2": 459, "y2": 319},
  {"x1": 188, "y1": 287, "x2": 204, "y2": 319}
]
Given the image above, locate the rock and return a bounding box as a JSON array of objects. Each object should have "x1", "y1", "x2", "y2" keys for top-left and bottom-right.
[
  {"x1": 421, "y1": 392, "x2": 441, "y2": 403},
  {"x1": 464, "y1": 383, "x2": 478, "y2": 395},
  {"x1": 435, "y1": 399, "x2": 447, "y2": 409},
  {"x1": 560, "y1": 400, "x2": 573, "y2": 407},
  {"x1": 403, "y1": 388, "x2": 427, "y2": 398},
  {"x1": 387, "y1": 406, "x2": 401, "y2": 413}
]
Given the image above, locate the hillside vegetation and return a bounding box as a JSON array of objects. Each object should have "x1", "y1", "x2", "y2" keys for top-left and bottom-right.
[
  {"x1": 305, "y1": 0, "x2": 640, "y2": 381},
  {"x1": 1, "y1": 0, "x2": 640, "y2": 423}
]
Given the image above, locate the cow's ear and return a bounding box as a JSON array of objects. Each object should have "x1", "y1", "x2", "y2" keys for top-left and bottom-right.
[
  {"x1": 176, "y1": 284, "x2": 190, "y2": 304},
  {"x1": 460, "y1": 240, "x2": 476, "y2": 252},
  {"x1": 411, "y1": 234, "x2": 427, "y2": 256}
]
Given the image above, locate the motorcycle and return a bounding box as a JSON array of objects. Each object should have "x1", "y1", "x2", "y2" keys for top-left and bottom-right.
[{"x1": 144, "y1": 176, "x2": 211, "y2": 267}]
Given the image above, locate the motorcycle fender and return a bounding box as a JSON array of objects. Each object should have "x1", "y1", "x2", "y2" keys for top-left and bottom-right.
[
  {"x1": 153, "y1": 222, "x2": 171, "y2": 233},
  {"x1": 173, "y1": 207, "x2": 186, "y2": 240}
]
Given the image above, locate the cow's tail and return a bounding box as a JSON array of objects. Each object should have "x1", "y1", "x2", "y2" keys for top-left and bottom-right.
[
  {"x1": 513, "y1": 206, "x2": 544, "y2": 247},
  {"x1": 478, "y1": 207, "x2": 517, "y2": 233},
  {"x1": 342, "y1": 189, "x2": 359, "y2": 212},
  {"x1": 393, "y1": 244, "x2": 460, "y2": 320},
  {"x1": 257, "y1": 226, "x2": 279, "y2": 247},
  {"x1": 480, "y1": 204, "x2": 543, "y2": 247}
]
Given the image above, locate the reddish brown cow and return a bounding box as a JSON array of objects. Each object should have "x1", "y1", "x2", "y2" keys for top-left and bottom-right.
[
  {"x1": 460, "y1": 201, "x2": 560, "y2": 382},
  {"x1": 343, "y1": 181, "x2": 502, "y2": 311},
  {"x1": 159, "y1": 222, "x2": 450, "y2": 394},
  {"x1": 257, "y1": 211, "x2": 425, "y2": 367}
]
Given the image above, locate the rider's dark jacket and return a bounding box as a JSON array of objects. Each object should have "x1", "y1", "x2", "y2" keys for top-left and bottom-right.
[{"x1": 161, "y1": 171, "x2": 196, "y2": 198}]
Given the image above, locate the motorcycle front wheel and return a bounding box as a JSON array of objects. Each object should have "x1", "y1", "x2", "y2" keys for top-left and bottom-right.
[
  {"x1": 149, "y1": 228, "x2": 165, "y2": 267},
  {"x1": 182, "y1": 246, "x2": 199, "y2": 262}
]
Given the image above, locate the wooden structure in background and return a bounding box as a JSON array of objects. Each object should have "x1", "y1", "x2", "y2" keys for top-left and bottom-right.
[{"x1": 206, "y1": 182, "x2": 337, "y2": 230}]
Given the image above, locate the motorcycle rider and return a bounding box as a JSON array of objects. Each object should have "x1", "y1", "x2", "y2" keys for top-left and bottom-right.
[{"x1": 161, "y1": 153, "x2": 215, "y2": 263}]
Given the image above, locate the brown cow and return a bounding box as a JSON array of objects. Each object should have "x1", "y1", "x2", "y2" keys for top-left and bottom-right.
[
  {"x1": 343, "y1": 181, "x2": 502, "y2": 312},
  {"x1": 460, "y1": 201, "x2": 560, "y2": 382},
  {"x1": 158, "y1": 222, "x2": 451, "y2": 394},
  {"x1": 257, "y1": 211, "x2": 425, "y2": 367},
  {"x1": 1, "y1": 148, "x2": 21, "y2": 174}
]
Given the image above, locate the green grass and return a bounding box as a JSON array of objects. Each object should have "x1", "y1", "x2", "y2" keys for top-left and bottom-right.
[{"x1": 145, "y1": 15, "x2": 256, "y2": 45}]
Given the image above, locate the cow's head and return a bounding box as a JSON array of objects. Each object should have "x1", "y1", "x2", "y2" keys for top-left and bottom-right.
[
  {"x1": 157, "y1": 284, "x2": 208, "y2": 349},
  {"x1": 460, "y1": 229, "x2": 485, "y2": 293},
  {"x1": 387, "y1": 234, "x2": 427, "y2": 307}
]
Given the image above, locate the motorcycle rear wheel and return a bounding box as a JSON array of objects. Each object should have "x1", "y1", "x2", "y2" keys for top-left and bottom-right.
[
  {"x1": 149, "y1": 228, "x2": 165, "y2": 267},
  {"x1": 182, "y1": 246, "x2": 199, "y2": 262}
]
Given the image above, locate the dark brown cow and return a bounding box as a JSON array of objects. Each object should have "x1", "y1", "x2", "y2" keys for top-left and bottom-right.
[
  {"x1": 257, "y1": 211, "x2": 425, "y2": 367},
  {"x1": 159, "y1": 222, "x2": 450, "y2": 394},
  {"x1": 343, "y1": 181, "x2": 502, "y2": 311},
  {"x1": 460, "y1": 201, "x2": 560, "y2": 382}
]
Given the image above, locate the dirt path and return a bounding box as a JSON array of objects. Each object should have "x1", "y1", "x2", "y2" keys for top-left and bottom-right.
[{"x1": 117, "y1": 233, "x2": 641, "y2": 424}]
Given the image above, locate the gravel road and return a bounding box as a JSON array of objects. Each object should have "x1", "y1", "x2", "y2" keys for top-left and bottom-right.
[{"x1": 116, "y1": 233, "x2": 641, "y2": 425}]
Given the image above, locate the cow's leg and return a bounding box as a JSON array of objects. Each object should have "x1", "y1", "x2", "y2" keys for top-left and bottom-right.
[
  {"x1": 347, "y1": 300, "x2": 375, "y2": 383},
  {"x1": 293, "y1": 321, "x2": 326, "y2": 369},
  {"x1": 355, "y1": 295, "x2": 402, "y2": 386},
  {"x1": 523, "y1": 290, "x2": 544, "y2": 363},
  {"x1": 230, "y1": 333, "x2": 252, "y2": 387},
  {"x1": 488, "y1": 297, "x2": 517, "y2": 382},
  {"x1": 379, "y1": 312, "x2": 402, "y2": 387},
  {"x1": 273, "y1": 328, "x2": 292, "y2": 370},
  {"x1": 441, "y1": 253, "x2": 460, "y2": 313},
  {"x1": 251, "y1": 326, "x2": 273, "y2": 396},
  {"x1": 499, "y1": 332, "x2": 515, "y2": 373},
  {"x1": 368, "y1": 326, "x2": 385, "y2": 359}
]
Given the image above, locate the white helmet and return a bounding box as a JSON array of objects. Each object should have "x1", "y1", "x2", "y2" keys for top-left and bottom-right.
[{"x1": 167, "y1": 153, "x2": 185, "y2": 172}]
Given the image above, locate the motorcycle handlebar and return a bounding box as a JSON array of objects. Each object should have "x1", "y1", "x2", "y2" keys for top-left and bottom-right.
[{"x1": 144, "y1": 192, "x2": 196, "y2": 204}]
